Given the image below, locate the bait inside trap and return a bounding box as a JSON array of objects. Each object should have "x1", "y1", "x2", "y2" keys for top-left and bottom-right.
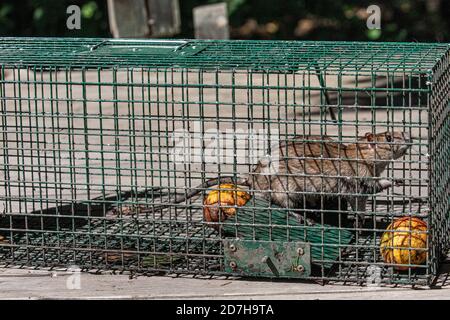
[{"x1": 0, "y1": 39, "x2": 448, "y2": 286}]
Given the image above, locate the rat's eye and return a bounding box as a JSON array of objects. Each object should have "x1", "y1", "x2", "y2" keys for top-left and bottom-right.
[{"x1": 386, "y1": 134, "x2": 392, "y2": 142}]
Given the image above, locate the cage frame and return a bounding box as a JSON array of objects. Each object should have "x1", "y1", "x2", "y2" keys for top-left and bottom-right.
[{"x1": 0, "y1": 38, "x2": 449, "y2": 286}]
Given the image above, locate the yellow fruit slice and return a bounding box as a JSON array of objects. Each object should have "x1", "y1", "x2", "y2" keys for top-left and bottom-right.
[
  {"x1": 203, "y1": 184, "x2": 251, "y2": 225},
  {"x1": 380, "y1": 217, "x2": 427, "y2": 271}
]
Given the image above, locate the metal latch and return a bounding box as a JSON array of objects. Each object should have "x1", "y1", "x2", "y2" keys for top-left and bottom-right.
[
  {"x1": 85, "y1": 39, "x2": 206, "y2": 56},
  {"x1": 223, "y1": 239, "x2": 311, "y2": 278}
]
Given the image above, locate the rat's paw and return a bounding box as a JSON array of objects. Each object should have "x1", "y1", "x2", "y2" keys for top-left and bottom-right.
[
  {"x1": 394, "y1": 179, "x2": 405, "y2": 186},
  {"x1": 378, "y1": 179, "x2": 393, "y2": 190}
]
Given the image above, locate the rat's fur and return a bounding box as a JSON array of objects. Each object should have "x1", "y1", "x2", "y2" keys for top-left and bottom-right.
[
  {"x1": 145, "y1": 131, "x2": 411, "y2": 227},
  {"x1": 249, "y1": 131, "x2": 411, "y2": 226}
]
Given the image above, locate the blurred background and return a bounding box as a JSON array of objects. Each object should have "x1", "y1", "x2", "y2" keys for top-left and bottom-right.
[{"x1": 0, "y1": 0, "x2": 449, "y2": 42}]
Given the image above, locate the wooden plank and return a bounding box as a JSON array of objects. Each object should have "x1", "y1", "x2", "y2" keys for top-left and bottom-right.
[
  {"x1": 107, "y1": 0, "x2": 180, "y2": 38},
  {"x1": 147, "y1": 0, "x2": 181, "y2": 37},
  {"x1": 193, "y1": 3, "x2": 229, "y2": 40},
  {"x1": 107, "y1": 0, "x2": 150, "y2": 38},
  {"x1": 0, "y1": 268, "x2": 449, "y2": 299}
]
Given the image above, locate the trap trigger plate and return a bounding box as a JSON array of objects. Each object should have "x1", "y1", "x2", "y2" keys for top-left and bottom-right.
[{"x1": 223, "y1": 239, "x2": 311, "y2": 278}]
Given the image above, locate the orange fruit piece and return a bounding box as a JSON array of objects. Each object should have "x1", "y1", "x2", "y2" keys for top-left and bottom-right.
[
  {"x1": 380, "y1": 217, "x2": 427, "y2": 271},
  {"x1": 203, "y1": 184, "x2": 251, "y2": 225}
]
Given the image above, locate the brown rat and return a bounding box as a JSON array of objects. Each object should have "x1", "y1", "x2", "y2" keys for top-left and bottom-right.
[
  {"x1": 248, "y1": 131, "x2": 412, "y2": 226},
  {"x1": 137, "y1": 131, "x2": 411, "y2": 228}
]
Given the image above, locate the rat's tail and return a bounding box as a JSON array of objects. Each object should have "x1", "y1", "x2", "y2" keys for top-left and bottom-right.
[
  {"x1": 172, "y1": 176, "x2": 249, "y2": 203},
  {"x1": 129, "y1": 176, "x2": 250, "y2": 214}
]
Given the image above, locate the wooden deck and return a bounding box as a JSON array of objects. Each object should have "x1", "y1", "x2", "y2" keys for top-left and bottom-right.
[{"x1": 1, "y1": 255, "x2": 449, "y2": 299}]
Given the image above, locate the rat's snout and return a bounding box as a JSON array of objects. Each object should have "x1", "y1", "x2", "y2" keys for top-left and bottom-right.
[{"x1": 388, "y1": 131, "x2": 412, "y2": 160}]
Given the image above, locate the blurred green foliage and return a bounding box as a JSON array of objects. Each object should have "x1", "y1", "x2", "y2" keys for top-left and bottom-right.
[
  {"x1": 179, "y1": 0, "x2": 449, "y2": 42},
  {"x1": 0, "y1": 0, "x2": 449, "y2": 42},
  {"x1": 0, "y1": 0, "x2": 109, "y2": 37}
]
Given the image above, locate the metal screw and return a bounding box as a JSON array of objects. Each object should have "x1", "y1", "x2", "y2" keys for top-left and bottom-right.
[
  {"x1": 229, "y1": 244, "x2": 237, "y2": 252},
  {"x1": 229, "y1": 261, "x2": 237, "y2": 269},
  {"x1": 294, "y1": 265, "x2": 305, "y2": 273},
  {"x1": 297, "y1": 248, "x2": 304, "y2": 256}
]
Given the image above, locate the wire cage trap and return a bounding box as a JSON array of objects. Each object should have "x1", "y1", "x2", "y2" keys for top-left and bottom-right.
[{"x1": 0, "y1": 38, "x2": 449, "y2": 286}]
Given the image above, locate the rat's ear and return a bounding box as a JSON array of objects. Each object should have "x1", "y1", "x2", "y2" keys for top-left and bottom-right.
[{"x1": 365, "y1": 132, "x2": 374, "y2": 142}]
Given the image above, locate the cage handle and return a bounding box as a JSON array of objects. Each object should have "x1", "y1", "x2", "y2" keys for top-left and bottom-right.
[{"x1": 89, "y1": 39, "x2": 190, "y2": 52}]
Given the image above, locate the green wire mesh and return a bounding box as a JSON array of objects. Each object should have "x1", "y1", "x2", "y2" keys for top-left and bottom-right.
[{"x1": 0, "y1": 38, "x2": 448, "y2": 72}]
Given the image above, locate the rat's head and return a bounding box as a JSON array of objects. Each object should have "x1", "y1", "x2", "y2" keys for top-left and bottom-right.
[{"x1": 361, "y1": 131, "x2": 412, "y2": 160}]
